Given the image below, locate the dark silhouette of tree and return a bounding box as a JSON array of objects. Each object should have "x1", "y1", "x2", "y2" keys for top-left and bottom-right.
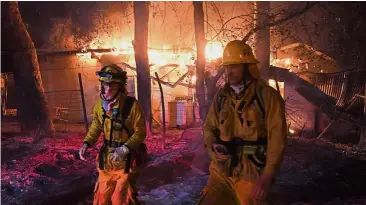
[
  {"x1": 1, "y1": 1, "x2": 54, "y2": 137},
  {"x1": 193, "y1": 1, "x2": 207, "y2": 120},
  {"x1": 133, "y1": 1, "x2": 152, "y2": 134}
]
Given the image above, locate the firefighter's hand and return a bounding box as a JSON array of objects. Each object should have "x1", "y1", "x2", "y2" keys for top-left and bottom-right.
[
  {"x1": 110, "y1": 145, "x2": 129, "y2": 162},
  {"x1": 79, "y1": 143, "x2": 89, "y2": 161},
  {"x1": 212, "y1": 144, "x2": 231, "y2": 160},
  {"x1": 251, "y1": 173, "x2": 273, "y2": 202}
]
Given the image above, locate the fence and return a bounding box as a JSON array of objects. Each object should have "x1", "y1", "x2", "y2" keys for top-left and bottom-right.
[
  {"x1": 44, "y1": 73, "x2": 88, "y2": 133},
  {"x1": 44, "y1": 90, "x2": 86, "y2": 133}
]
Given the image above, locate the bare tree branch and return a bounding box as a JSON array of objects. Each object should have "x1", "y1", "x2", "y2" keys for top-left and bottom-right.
[
  {"x1": 210, "y1": 2, "x2": 224, "y2": 26},
  {"x1": 242, "y1": 2, "x2": 319, "y2": 42},
  {"x1": 317, "y1": 3, "x2": 362, "y2": 62},
  {"x1": 210, "y1": 14, "x2": 253, "y2": 40}
]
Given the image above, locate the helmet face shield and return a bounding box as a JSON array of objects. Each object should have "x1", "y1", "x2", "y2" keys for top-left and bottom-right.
[
  {"x1": 96, "y1": 64, "x2": 127, "y2": 84},
  {"x1": 96, "y1": 71, "x2": 121, "y2": 80}
]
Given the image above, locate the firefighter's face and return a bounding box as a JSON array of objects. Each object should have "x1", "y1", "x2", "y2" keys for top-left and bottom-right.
[
  {"x1": 101, "y1": 82, "x2": 121, "y2": 100},
  {"x1": 226, "y1": 64, "x2": 244, "y2": 85}
]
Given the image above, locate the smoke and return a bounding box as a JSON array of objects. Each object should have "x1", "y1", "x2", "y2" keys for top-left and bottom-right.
[{"x1": 46, "y1": 2, "x2": 132, "y2": 50}]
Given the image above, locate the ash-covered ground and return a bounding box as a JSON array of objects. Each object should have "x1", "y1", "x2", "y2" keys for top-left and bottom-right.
[{"x1": 2, "y1": 120, "x2": 366, "y2": 205}]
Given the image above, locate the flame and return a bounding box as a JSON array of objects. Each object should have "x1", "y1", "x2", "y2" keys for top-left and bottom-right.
[
  {"x1": 77, "y1": 38, "x2": 223, "y2": 67},
  {"x1": 179, "y1": 58, "x2": 186, "y2": 68},
  {"x1": 191, "y1": 75, "x2": 196, "y2": 83},
  {"x1": 284, "y1": 58, "x2": 292, "y2": 66},
  {"x1": 205, "y1": 41, "x2": 223, "y2": 61},
  {"x1": 149, "y1": 50, "x2": 168, "y2": 66},
  {"x1": 120, "y1": 41, "x2": 129, "y2": 49}
]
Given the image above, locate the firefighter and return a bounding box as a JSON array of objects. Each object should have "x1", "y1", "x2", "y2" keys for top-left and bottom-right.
[
  {"x1": 79, "y1": 64, "x2": 147, "y2": 205},
  {"x1": 197, "y1": 40, "x2": 287, "y2": 205}
]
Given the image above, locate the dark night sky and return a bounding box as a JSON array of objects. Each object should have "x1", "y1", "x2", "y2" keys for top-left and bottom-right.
[{"x1": 18, "y1": 1, "x2": 97, "y2": 48}]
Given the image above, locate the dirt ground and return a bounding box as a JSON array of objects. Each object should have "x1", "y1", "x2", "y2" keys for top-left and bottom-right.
[{"x1": 2, "y1": 120, "x2": 366, "y2": 205}]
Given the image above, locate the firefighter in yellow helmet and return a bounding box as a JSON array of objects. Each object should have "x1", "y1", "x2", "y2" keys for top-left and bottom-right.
[
  {"x1": 197, "y1": 40, "x2": 287, "y2": 205},
  {"x1": 79, "y1": 64, "x2": 147, "y2": 205}
]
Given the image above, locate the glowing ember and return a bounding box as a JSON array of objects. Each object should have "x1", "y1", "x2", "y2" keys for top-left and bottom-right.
[{"x1": 289, "y1": 129, "x2": 295, "y2": 134}]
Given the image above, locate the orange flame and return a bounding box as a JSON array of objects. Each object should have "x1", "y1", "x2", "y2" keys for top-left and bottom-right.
[{"x1": 78, "y1": 39, "x2": 223, "y2": 68}]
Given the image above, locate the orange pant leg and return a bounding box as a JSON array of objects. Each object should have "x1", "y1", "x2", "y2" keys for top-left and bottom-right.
[
  {"x1": 93, "y1": 171, "x2": 116, "y2": 205},
  {"x1": 233, "y1": 179, "x2": 267, "y2": 205},
  {"x1": 196, "y1": 170, "x2": 239, "y2": 205}
]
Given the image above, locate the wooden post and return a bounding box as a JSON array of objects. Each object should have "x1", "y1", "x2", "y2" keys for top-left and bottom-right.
[
  {"x1": 78, "y1": 73, "x2": 88, "y2": 134},
  {"x1": 154, "y1": 72, "x2": 166, "y2": 138}
]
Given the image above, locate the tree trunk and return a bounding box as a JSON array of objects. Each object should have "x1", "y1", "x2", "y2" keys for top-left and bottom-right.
[
  {"x1": 253, "y1": 1, "x2": 270, "y2": 80},
  {"x1": 134, "y1": 1, "x2": 152, "y2": 135},
  {"x1": 193, "y1": 1, "x2": 207, "y2": 121},
  {"x1": 1, "y1": 2, "x2": 54, "y2": 137}
]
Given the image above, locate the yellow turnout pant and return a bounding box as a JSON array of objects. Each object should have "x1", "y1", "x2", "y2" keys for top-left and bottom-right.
[
  {"x1": 197, "y1": 164, "x2": 267, "y2": 205},
  {"x1": 93, "y1": 168, "x2": 141, "y2": 205}
]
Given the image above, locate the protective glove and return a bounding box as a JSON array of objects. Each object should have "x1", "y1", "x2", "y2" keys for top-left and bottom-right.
[
  {"x1": 250, "y1": 173, "x2": 273, "y2": 202},
  {"x1": 110, "y1": 145, "x2": 130, "y2": 162},
  {"x1": 79, "y1": 143, "x2": 89, "y2": 161}
]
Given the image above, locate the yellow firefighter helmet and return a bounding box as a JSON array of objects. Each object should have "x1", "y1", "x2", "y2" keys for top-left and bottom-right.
[
  {"x1": 222, "y1": 40, "x2": 261, "y2": 79},
  {"x1": 96, "y1": 64, "x2": 127, "y2": 84}
]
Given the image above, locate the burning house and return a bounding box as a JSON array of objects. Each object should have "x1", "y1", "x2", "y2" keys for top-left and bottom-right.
[
  {"x1": 1, "y1": 1, "x2": 364, "y2": 139},
  {"x1": 16, "y1": 2, "x2": 254, "y2": 130},
  {"x1": 35, "y1": 39, "x2": 225, "y2": 130}
]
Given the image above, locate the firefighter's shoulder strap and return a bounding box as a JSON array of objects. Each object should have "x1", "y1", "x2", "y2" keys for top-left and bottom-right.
[
  {"x1": 253, "y1": 80, "x2": 266, "y2": 121},
  {"x1": 217, "y1": 84, "x2": 229, "y2": 114},
  {"x1": 217, "y1": 81, "x2": 266, "y2": 120},
  {"x1": 99, "y1": 96, "x2": 136, "y2": 171},
  {"x1": 121, "y1": 96, "x2": 136, "y2": 174},
  {"x1": 121, "y1": 96, "x2": 135, "y2": 137},
  {"x1": 101, "y1": 96, "x2": 136, "y2": 135}
]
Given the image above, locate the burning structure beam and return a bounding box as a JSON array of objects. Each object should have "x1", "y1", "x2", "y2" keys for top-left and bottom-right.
[{"x1": 121, "y1": 63, "x2": 192, "y2": 88}]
